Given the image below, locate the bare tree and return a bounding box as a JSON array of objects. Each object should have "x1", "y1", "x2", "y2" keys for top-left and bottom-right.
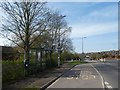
[
  {"x1": 31, "y1": 11, "x2": 73, "y2": 52},
  {"x1": 0, "y1": 2, "x2": 51, "y2": 75},
  {"x1": 0, "y1": 2, "x2": 73, "y2": 71},
  {"x1": 45, "y1": 11, "x2": 73, "y2": 52},
  {"x1": 44, "y1": 11, "x2": 73, "y2": 67},
  {"x1": 28, "y1": 11, "x2": 73, "y2": 67}
]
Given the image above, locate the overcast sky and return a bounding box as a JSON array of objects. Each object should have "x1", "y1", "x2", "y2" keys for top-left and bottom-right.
[{"x1": 0, "y1": 1, "x2": 118, "y2": 53}]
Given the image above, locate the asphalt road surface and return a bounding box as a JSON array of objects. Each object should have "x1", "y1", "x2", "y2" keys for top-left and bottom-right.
[
  {"x1": 93, "y1": 60, "x2": 119, "y2": 89},
  {"x1": 47, "y1": 60, "x2": 119, "y2": 90}
]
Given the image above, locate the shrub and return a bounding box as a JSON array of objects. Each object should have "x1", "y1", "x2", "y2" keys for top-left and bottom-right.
[{"x1": 2, "y1": 60, "x2": 24, "y2": 83}]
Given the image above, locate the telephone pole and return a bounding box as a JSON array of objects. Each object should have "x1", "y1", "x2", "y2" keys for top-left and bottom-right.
[{"x1": 82, "y1": 37, "x2": 86, "y2": 61}]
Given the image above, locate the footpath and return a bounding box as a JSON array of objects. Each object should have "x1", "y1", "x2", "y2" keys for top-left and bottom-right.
[{"x1": 3, "y1": 63, "x2": 75, "y2": 90}]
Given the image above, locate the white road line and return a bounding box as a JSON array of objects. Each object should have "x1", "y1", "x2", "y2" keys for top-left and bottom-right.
[
  {"x1": 82, "y1": 75, "x2": 89, "y2": 80},
  {"x1": 90, "y1": 64, "x2": 105, "y2": 90},
  {"x1": 47, "y1": 78, "x2": 60, "y2": 88},
  {"x1": 76, "y1": 77, "x2": 79, "y2": 79},
  {"x1": 89, "y1": 75, "x2": 96, "y2": 79},
  {"x1": 47, "y1": 67, "x2": 75, "y2": 88},
  {"x1": 67, "y1": 77, "x2": 73, "y2": 79},
  {"x1": 106, "y1": 85, "x2": 112, "y2": 89},
  {"x1": 104, "y1": 81, "x2": 109, "y2": 85},
  {"x1": 104, "y1": 81, "x2": 113, "y2": 89}
]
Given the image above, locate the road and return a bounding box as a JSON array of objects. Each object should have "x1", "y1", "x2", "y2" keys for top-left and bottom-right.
[
  {"x1": 93, "y1": 60, "x2": 119, "y2": 89},
  {"x1": 46, "y1": 60, "x2": 119, "y2": 90}
]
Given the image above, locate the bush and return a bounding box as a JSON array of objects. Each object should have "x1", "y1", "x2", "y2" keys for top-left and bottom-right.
[
  {"x1": 2, "y1": 52, "x2": 61, "y2": 84},
  {"x1": 2, "y1": 60, "x2": 24, "y2": 83}
]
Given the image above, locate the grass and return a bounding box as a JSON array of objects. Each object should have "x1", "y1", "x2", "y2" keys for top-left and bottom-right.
[{"x1": 68, "y1": 60, "x2": 87, "y2": 65}]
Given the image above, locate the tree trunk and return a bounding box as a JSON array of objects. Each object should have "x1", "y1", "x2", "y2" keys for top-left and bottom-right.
[
  {"x1": 45, "y1": 51, "x2": 48, "y2": 68},
  {"x1": 40, "y1": 51, "x2": 42, "y2": 71},
  {"x1": 24, "y1": 29, "x2": 30, "y2": 76},
  {"x1": 50, "y1": 51, "x2": 52, "y2": 67},
  {"x1": 24, "y1": 45, "x2": 30, "y2": 76}
]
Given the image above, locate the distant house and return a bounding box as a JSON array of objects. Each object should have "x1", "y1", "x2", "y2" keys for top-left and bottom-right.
[
  {"x1": 85, "y1": 55, "x2": 91, "y2": 60},
  {"x1": 0, "y1": 46, "x2": 18, "y2": 60}
]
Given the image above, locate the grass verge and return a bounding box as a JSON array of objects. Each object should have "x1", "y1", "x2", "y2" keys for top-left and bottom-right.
[{"x1": 68, "y1": 61, "x2": 87, "y2": 66}]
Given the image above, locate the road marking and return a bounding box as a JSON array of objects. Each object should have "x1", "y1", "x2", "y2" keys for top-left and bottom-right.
[
  {"x1": 48, "y1": 66, "x2": 76, "y2": 88},
  {"x1": 90, "y1": 64, "x2": 105, "y2": 90},
  {"x1": 107, "y1": 85, "x2": 113, "y2": 89},
  {"x1": 89, "y1": 75, "x2": 96, "y2": 79},
  {"x1": 84, "y1": 71, "x2": 92, "y2": 74},
  {"x1": 104, "y1": 81, "x2": 109, "y2": 85},
  {"x1": 80, "y1": 70, "x2": 96, "y2": 80},
  {"x1": 76, "y1": 77, "x2": 79, "y2": 79},
  {"x1": 82, "y1": 75, "x2": 89, "y2": 80},
  {"x1": 106, "y1": 85, "x2": 112, "y2": 89},
  {"x1": 81, "y1": 75, "x2": 95, "y2": 80},
  {"x1": 104, "y1": 81, "x2": 113, "y2": 89},
  {"x1": 47, "y1": 78, "x2": 60, "y2": 88},
  {"x1": 67, "y1": 77, "x2": 73, "y2": 79}
]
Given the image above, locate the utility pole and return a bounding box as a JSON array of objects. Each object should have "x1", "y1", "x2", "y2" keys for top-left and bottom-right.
[
  {"x1": 58, "y1": 28, "x2": 60, "y2": 68},
  {"x1": 82, "y1": 37, "x2": 86, "y2": 61},
  {"x1": 57, "y1": 15, "x2": 66, "y2": 68}
]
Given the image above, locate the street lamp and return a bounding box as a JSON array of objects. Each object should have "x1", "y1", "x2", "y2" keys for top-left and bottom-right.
[
  {"x1": 81, "y1": 37, "x2": 87, "y2": 61},
  {"x1": 57, "y1": 15, "x2": 66, "y2": 67}
]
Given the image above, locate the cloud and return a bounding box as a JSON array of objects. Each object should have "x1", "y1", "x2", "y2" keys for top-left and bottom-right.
[
  {"x1": 78, "y1": 3, "x2": 117, "y2": 23},
  {"x1": 69, "y1": 3, "x2": 118, "y2": 38},
  {"x1": 70, "y1": 21, "x2": 117, "y2": 38}
]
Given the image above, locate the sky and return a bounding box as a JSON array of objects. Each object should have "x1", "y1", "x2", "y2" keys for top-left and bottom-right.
[
  {"x1": 0, "y1": 1, "x2": 118, "y2": 53},
  {"x1": 47, "y1": 2, "x2": 118, "y2": 53}
]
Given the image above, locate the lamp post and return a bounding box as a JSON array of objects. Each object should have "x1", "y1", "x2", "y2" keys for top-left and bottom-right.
[
  {"x1": 82, "y1": 37, "x2": 86, "y2": 61},
  {"x1": 57, "y1": 15, "x2": 66, "y2": 68}
]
